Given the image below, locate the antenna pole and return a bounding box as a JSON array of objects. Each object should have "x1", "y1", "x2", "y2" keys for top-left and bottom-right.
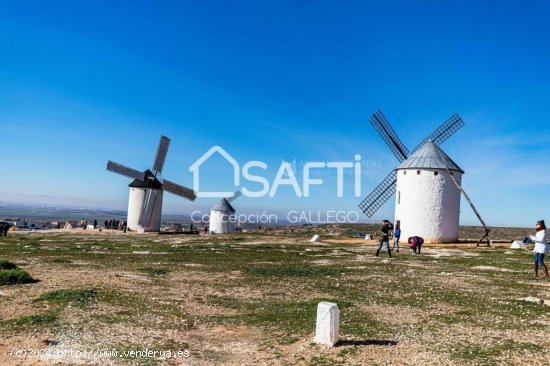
[{"x1": 435, "y1": 149, "x2": 493, "y2": 247}]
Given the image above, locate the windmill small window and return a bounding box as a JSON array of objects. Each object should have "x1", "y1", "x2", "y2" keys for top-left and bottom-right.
[
  {"x1": 403, "y1": 171, "x2": 406, "y2": 175},
  {"x1": 417, "y1": 170, "x2": 421, "y2": 175},
  {"x1": 434, "y1": 171, "x2": 438, "y2": 176},
  {"x1": 397, "y1": 191, "x2": 401, "y2": 204}
]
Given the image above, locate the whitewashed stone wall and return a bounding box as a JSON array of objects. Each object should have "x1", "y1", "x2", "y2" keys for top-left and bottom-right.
[
  {"x1": 127, "y1": 188, "x2": 163, "y2": 232},
  {"x1": 394, "y1": 168, "x2": 461, "y2": 243},
  {"x1": 209, "y1": 210, "x2": 236, "y2": 234}
]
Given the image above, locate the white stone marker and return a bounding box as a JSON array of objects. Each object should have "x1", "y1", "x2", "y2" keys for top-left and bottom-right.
[
  {"x1": 310, "y1": 235, "x2": 321, "y2": 242},
  {"x1": 314, "y1": 301, "x2": 339, "y2": 347},
  {"x1": 365, "y1": 234, "x2": 373, "y2": 240}
]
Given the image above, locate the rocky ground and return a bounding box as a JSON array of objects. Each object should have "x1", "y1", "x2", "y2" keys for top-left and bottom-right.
[{"x1": 1, "y1": 227, "x2": 549, "y2": 365}]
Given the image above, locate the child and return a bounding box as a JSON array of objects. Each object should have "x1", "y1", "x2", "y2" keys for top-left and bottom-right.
[
  {"x1": 392, "y1": 223, "x2": 401, "y2": 252},
  {"x1": 408, "y1": 236, "x2": 424, "y2": 255},
  {"x1": 530, "y1": 220, "x2": 548, "y2": 278}
]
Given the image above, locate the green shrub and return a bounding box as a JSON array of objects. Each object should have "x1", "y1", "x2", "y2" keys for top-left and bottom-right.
[
  {"x1": 140, "y1": 267, "x2": 170, "y2": 277},
  {"x1": 36, "y1": 289, "x2": 97, "y2": 307},
  {"x1": 0, "y1": 261, "x2": 18, "y2": 270},
  {"x1": 0, "y1": 268, "x2": 34, "y2": 285},
  {"x1": 245, "y1": 266, "x2": 345, "y2": 277},
  {"x1": 3, "y1": 312, "x2": 59, "y2": 327},
  {"x1": 50, "y1": 258, "x2": 72, "y2": 264}
]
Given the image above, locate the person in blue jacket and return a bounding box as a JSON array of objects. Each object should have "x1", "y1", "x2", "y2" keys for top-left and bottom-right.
[{"x1": 392, "y1": 223, "x2": 401, "y2": 252}]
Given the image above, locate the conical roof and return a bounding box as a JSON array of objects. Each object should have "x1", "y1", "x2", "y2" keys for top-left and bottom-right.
[
  {"x1": 211, "y1": 198, "x2": 236, "y2": 212},
  {"x1": 396, "y1": 140, "x2": 464, "y2": 173},
  {"x1": 128, "y1": 170, "x2": 162, "y2": 189}
]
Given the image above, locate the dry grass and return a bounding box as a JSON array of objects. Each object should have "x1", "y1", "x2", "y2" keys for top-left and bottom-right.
[{"x1": 0, "y1": 226, "x2": 548, "y2": 365}]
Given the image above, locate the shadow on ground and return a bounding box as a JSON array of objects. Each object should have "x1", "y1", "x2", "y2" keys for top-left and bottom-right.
[{"x1": 336, "y1": 339, "x2": 399, "y2": 347}]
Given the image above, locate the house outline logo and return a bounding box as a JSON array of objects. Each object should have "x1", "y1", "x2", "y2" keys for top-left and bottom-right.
[{"x1": 189, "y1": 146, "x2": 240, "y2": 197}]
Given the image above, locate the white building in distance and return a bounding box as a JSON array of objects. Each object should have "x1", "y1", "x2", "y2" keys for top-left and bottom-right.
[
  {"x1": 209, "y1": 198, "x2": 236, "y2": 234},
  {"x1": 394, "y1": 140, "x2": 463, "y2": 243}
]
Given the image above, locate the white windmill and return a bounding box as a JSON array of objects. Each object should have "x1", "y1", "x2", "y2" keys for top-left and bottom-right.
[
  {"x1": 106, "y1": 136, "x2": 196, "y2": 232},
  {"x1": 359, "y1": 110, "x2": 491, "y2": 245},
  {"x1": 209, "y1": 190, "x2": 241, "y2": 234},
  {"x1": 394, "y1": 140, "x2": 463, "y2": 242}
]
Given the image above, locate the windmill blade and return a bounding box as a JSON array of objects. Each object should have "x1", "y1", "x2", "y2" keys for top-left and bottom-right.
[
  {"x1": 226, "y1": 189, "x2": 242, "y2": 203},
  {"x1": 138, "y1": 189, "x2": 158, "y2": 227},
  {"x1": 412, "y1": 113, "x2": 464, "y2": 153},
  {"x1": 152, "y1": 136, "x2": 171, "y2": 176},
  {"x1": 370, "y1": 110, "x2": 410, "y2": 162},
  {"x1": 360, "y1": 113, "x2": 464, "y2": 218},
  {"x1": 358, "y1": 170, "x2": 397, "y2": 218},
  {"x1": 106, "y1": 161, "x2": 145, "y2": 181},
  {"x1": 161, "y1": 179, "x2": 196, "y2": 201}
]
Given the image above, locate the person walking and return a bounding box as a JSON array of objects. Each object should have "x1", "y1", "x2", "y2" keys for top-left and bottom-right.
[
  {"x1": 531, "y1": 220, "x2": 549, "y2": 278},
  {"x1": 0, "y1": 222, "x2": 10, "y2": 237},
  {"x1": 392, "y1": 223, "x2": 401, "y2": 252},
  {"x1": 408, "y1": 236, "x2": 424, "y2": 255},
  {"x1": 375, "y1": 220, "x2": 392, "y2": 258}
]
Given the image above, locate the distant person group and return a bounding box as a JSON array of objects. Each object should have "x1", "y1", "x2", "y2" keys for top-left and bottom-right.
[
  {"x1": 104, "y1": 219, "x2": 126, "y2": 231},
  {"x1": 373, "y1": 219, "x2": 549, "y2": 280},
  {"x1": 79, "y1": 218, "x2": 126, "y2": 231},
  {"x1": 375, "y1": 219, "x2": 423, "y2": 258}
]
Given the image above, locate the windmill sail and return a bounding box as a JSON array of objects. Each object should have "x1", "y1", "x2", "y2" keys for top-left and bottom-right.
[
  {"x1": 107, "y1": 161, "x2": 146, "y2": 181},
  {"x1": 138, "y1": 189, "x2": 158, "y2": 227},
  {"x1": 226, "y1": 189, "x2": 242, "y2": 203},
  {"x1": 106, "y1": 135, "x2": 197, "y2": 231},
  {"x1": 358, "y1": 111, "x2": 465, "y2": 218},
  {"x1": 411, "y1": 114, "x2": 464, "y2": 155},
  {"x1": 161, "y1": 179, "x2": 196, "y2": 201},
  {"x1": 358, "y1": 170, "x2": 397, "y2": 217},
  {"x1": 152, "y1": 136, "x2": 171, "y2": 176},
  {"x1": 370, "y1": 110, "x2": 410, "y2": 162}
]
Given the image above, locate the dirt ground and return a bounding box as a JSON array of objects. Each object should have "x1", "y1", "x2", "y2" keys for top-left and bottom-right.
[{"x1": 1, "y1": 227, "x2": 549, "y2": 365}]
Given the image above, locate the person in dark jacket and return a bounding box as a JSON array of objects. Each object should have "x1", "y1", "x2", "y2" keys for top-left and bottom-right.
[
  {"x1": 375, "y1": 220, "x2": 392, "y2": 258},
  {"x1": 0, "y1": 222, "x2": 10, "y2": 237}
]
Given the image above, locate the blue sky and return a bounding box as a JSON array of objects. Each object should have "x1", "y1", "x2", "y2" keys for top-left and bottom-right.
[{"x1": 1, "y1": 0, "x2": 549, "y2": 226}]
